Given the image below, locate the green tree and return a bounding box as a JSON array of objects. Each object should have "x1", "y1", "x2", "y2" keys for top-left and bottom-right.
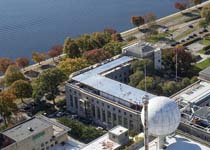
[
  {"x1": 181, "y1": 77, "x2": 191, "y2": 88},
  {"x1": 32, "y1": 52, "x2": 47, "y2": 65},
  {"x1": 33, "y1": 68, "x2": 66, "y2": 106},
  {"x1": 63, "y1": 37, "x2": 80, "y2": 58},
  {"x1": 129, "y1": 70, "x2": 144, "y2": 87},
  {"x1": 199, "y1": 19, "x2": 208, "y2": 29},
  {"x1": 130, "y1": 59, "x2": 153, "y2": 73},
  {"x1": 162, "y1": 81, "x2": 179, "y2": 96},
  {"x1": 58, "y1": 58, "x2": 90, "y2": 76},
  {"x1": 5, "y1": 65, "x2": 25, "y2": 86},
  {"x1": 137, "y1": 76, "x2": 155, "y2": 92},
  {"x1": 10, "y1": 80, "x2": 32, "y2": 103},
  {"x1": 0, "y1": 91, "x2": 17, "y2": 126},
  {"x1": 103, "y1": 41, "x2": 124, "y2": 56}
]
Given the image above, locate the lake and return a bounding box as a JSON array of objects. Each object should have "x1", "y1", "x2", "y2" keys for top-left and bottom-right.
[{"x1": 0, "y1": 0, "x2": 181, "y2": 59}]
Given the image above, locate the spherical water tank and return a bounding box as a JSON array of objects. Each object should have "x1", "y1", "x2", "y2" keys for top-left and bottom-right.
[{"x1": 141, "y1": 96, "x2": 181, "y2": 137}]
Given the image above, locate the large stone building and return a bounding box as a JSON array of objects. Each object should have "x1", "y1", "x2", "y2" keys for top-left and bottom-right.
[
  {"x1": 0, "y1": 115, "x2": 70, "y2": 150},
  {"x1": 66, "y1": 56, "x2": 155, "y2": 132}
]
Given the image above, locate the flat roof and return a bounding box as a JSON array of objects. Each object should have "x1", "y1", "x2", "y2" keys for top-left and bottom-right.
[
  {"x1": 3, "y1": 117, "x2": 51, "y2": 142},
  {"x1": 2, "y1": 115, "x2": 70, "y2": 142},
  {"x1": 199, "y1": 66, "x2": 210, "y2": 78},
  {"x1": 109, "y1": 125, "x2": 128, "y2": 136},
  {"x1": 81, "y1": 133, "x2": 120, "y2": 150},
  {"x1": 72, "y1": 56, "x2": 155, "y2": 104},
  {"x1": 139, "y1": 134, "x2": 210, "y2": 150},
  {"x1": 172, "y1": 81, "x2": 210, "y2": 104}
]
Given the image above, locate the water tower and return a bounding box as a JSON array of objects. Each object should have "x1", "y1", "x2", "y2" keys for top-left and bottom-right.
[{"x1": 141, "y1": 96, "x2": 181, "y2": 150}]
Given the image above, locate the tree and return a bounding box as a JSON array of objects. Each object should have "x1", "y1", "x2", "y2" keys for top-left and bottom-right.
[
  {"x1": 162, "y1": 81, "x2": 179, "y2": 96},
  {"x1": 144, "y1": 12, "x2": 156, "y2": 24},
  {"x1": 175, "y1": 2, "x2": 187, "y2": 12},
  {"x1": 48, "y1": 45, "x2": 63, "y2": 61},
  {"x1": 16, "y1": 57, "x2": 29, "y2": 70},
  {"x1": 0, "y1": 91, "x2": 17, "y2": 126},
  {"x1": 129, "y1": 70, "x2": 144, "y2": 87},
  {"x1": 83, "y1": 48, "x2": 111, "y2": 64},
  {"x1": 103, "y1": 41, "x2": 124, "y2": 56},
  {"x1": 201, "y1": 6, "x2": 210, "y2": 18},
  {"x1": 191, "y1": 0, "x2": 202, "y2": 6},
  {"x1": 5, "y1": 65, "x2": 25, "y2": 86},
  {"x1": 111, "y1": 33, "x2": 123, "y2": 42},
  {"x1": 131, "y1": 16, "x2": 145, "y2": 29},
  {"x1": 199, "y1": 19, "x2": 208, "y2": 29},
  {"x1": 10, "y1": 80, "x2": 32, "y2": 103},
  {"x1": 33, "y1": 68, "x2": 66, "y2": 106},
  {"x1": 130, "y1": 59, "x2": 153, "y2": 73},
  {"x1": 63, "y1": 37, "x2": 80, "y2": 58},
  {"x1": 144, "y1": 12, "x2": 157, "y2": 36},
  {"x1": 162, "y1": 46, "x2": 193, "y2": 77},
  {"x1": 104, "y1": 28, "x2": 117, "y2": 35},
  {"x1": 58, "y1": 58, "x2": 90, "y2": 76},
  {"x1": 32, "y1": 52, "x2": 47, "y2": 65},
  {"x1": 0, "y1": 58, "x2": 14, "y2": 74},
  {"x1": 137, "y1": 76, "x2": 155, "y2": 92}
]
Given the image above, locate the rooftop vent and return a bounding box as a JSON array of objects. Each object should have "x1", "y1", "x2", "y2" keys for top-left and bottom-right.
[{"x1": 28, "y1": 127, "x2": 34, "y2": 132}]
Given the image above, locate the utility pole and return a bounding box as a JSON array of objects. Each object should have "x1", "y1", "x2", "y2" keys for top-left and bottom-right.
[
  {"x1": 144, "y1": 64, "x2": 147, "y2": 92},
  {"x1": 175, "y1": 48, "x2": 178, "y2": 82},
  {"x1": 142, "y1": 62, "x2": 149, "y2": 150},
  {"x1": 143, "y1": 95, "x2": 149, "y2": 150}
]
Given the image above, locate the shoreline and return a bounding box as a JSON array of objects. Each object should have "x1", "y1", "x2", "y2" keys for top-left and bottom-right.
[
  {"x1": 1, "y1": 1, "x2": 210, "y2": 78},
  {"x1": 121, "y1": 0, "x2": 210, "y2": 38}
]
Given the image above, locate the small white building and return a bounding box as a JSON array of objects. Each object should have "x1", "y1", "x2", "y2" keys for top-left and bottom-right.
[
  {"x1": 81, "y1": 125, "x2": 129, "y2": 150},
  {"x1": 0, "y1": 115, "x2": 70, "y2": 150}
]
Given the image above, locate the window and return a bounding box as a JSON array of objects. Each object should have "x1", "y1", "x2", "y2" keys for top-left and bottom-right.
[
  {"x1": 130, "y1": 114, "x2": 132, "y2": 118},
  {"x1": 112, "y1": 135, "x2": 116, "y2": 139},
  {"x1": 124, "y1": 117, "x2": 128, "y2": 127},
  {"x1": 118, "y1": 109, "x2": 121, "y2": 113},
  {"x1": 113, "y1": 107, "x2": 115, "y2": 111},
  {"x1": 107, "y1": 105, "x2": 110, "y2": 109},
  {"x1": 118, "y1": 115, "x2": 122, "y2": 125},
  {"x1": 41, "y1": 143, "x2": 44, "y2": 147},
  {"x1": 97, "y1": 107, "x2": 101, "y2": 120},
  {"x1": 124, "y1": 112, "x2": 127, "y2": 115}
]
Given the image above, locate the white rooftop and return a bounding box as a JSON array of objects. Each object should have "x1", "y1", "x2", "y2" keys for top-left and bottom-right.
[
  {"x1": 72, "y1": 56, "x2": 155, "y2": 104},
  {"x1": 81, "y1": 133, "x2": 120, "y2": 150},
  {"x1": 172, "y1": 81, "x2": 210, "y2": 104},
  {"x1": 109, "y1": 125, "x2": 128, "y2": 136},
  {"x1": 139, "y1": 134, "x2": 210, "y2": 150}
]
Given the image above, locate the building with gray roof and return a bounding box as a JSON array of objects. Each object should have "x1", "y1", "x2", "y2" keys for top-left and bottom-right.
[
  {"x1": 199, "y1": 66, "x2": 210, "y2": 82},
  {"x1": 0, "y1": 115, "x2": 70, "y2": 150},
  {"x1": 66, "y1": 56, "x2": 155, "y2": 132}
]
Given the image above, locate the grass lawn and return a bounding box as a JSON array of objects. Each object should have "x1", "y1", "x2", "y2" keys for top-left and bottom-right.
[
  {"x1": 145, "y1": 32, "x2": 170, "y2": 43},
  {"x1": 174, "y1": 28, "x2": 195, "y2": 40},
  {"x1": 198, "y1": 49, "x2": 206, "y2": 54},
  {"x1": 201, "y1": 39, "x2": 210, "y2": 45},
  {"x1": 195, "y1": 58, "x2": 210, "y2": 70}
]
